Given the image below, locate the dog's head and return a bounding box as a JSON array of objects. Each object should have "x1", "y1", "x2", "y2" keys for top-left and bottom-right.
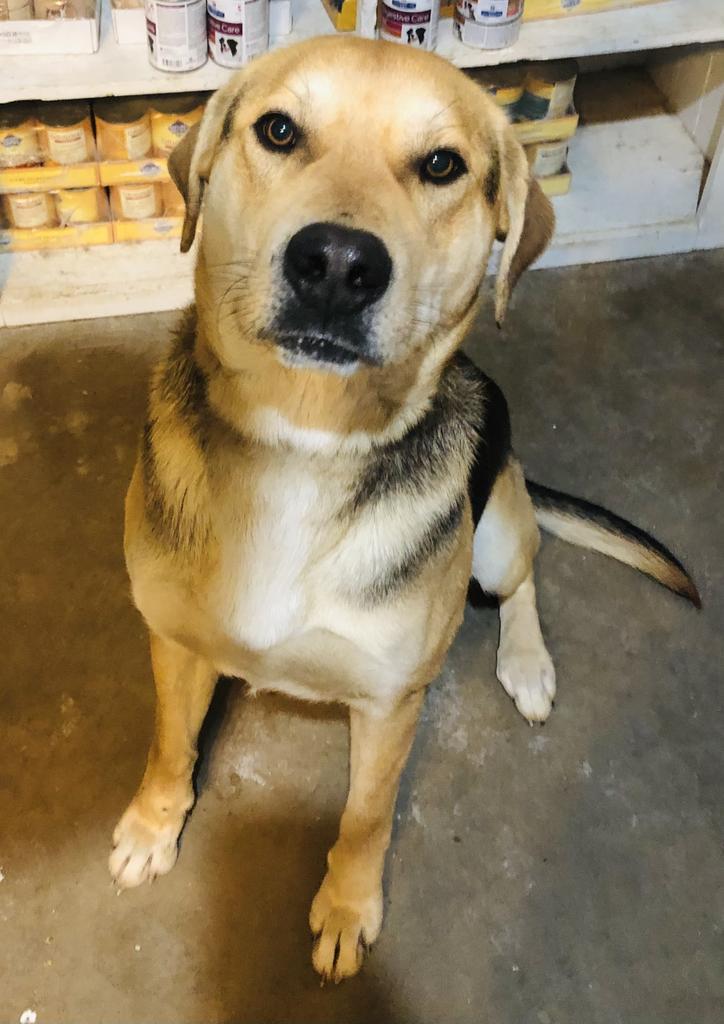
[{"x1": 170, "y1": 37, "x2": 552, "y2": 435}]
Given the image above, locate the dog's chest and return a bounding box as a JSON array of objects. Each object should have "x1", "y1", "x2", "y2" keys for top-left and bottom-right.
[{"x1": 210, "y1": 459, "x2": 331, "y2": 651}]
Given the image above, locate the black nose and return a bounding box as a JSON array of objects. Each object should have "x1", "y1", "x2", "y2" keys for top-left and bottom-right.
[{"x1": 283, "y1": 222, "x2": 392, "y2": 317}]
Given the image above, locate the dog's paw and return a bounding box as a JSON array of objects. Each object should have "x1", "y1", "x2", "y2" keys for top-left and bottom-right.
[
  {"x1": 109, "y1": 802, "x2": 183, "y2": 889},
  {"x1": 496, "y1": 642, "x2": 556, "y2": 724},
  {"x1": 309, "y1": 874, "x2": 382, "y2": 983}
]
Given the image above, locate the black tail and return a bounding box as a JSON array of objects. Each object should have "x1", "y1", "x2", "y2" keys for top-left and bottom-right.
[{"x1": 527, "y1": 480, "x2": 701, "y2": 609}]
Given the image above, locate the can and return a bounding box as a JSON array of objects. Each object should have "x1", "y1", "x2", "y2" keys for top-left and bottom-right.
[
  {"x1": 145, "y1": 0, "x2": 207, "y2": 72},
  {"x1": 0, "y1": 102, "x2": 41, "y2": 169},
  {"x1": 55, "y1": 186, "x2": 103, "y2": 226},
  {"x1": 526, "y1": 140, "x2": 568, "y2": 177},
  {"x1": 517, "y1": 60, "x2": 578, "y2": 120},
  {"x1": 94, "y1": 98, "x2": 152, "y2": 161},
  {"x1": 455, "y1": 0, "x2": 524, "y2": 50},
  {"x1": 3, "y1": 191, "x2": 59, "y2": 230},
  {"x1": 149, "y1": 93, "x2": 206, "y2": 156},
  {"x1": 380, "y1": 0, "x2": 440, "y2": 50},
  {"x1": 207, "y1": 0, "x2": 268, "y2": 67},
  {"x1": 466, "y1": 65, "x2": 525, "y2": 120},
  {"x1": 37, "y1": 101, "x2": 93, "y2": 165},
  {"x1": 111, "y1": 182, "x2": 163, "y2": 220}
]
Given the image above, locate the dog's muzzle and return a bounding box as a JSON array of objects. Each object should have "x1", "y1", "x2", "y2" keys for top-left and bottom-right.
[{"x1": 274, "y1": 221, "x2": 392, "y2": 368}]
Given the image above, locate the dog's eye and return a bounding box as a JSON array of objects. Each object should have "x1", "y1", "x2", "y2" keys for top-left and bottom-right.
[
  {"x1": 255, "y1": 112, "x2": 298, "y2": 153},
  {"x1": 421, "y1": 149, "x2": 466, "y2": 185}
]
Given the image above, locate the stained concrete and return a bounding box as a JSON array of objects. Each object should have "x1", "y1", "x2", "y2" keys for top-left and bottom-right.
[{"x1": 1, "y1": 250, "x2": 723, "y2": 1024}]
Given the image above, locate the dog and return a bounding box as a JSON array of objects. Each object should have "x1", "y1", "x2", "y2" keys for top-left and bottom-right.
[{"x1": 109, "y1": 37, "x2": 699, "y2": 982}]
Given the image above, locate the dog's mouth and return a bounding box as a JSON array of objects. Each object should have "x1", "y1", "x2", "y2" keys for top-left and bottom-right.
[{"x1": 273, "y1": 331, "x2": 379, "y2": 372}]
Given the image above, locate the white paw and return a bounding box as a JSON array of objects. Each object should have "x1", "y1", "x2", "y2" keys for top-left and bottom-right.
[
  {"x1": 109, "y1": 803, "x2": 183, "y2": 889},
  {"x1": 497, "y1": 643, "x2": 556, "y2": 724},
  {"x1": 309, "y1": 874, "x2": 382, "y2": 983}
]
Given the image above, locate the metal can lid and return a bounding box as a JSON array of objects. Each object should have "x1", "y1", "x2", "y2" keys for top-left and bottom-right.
[
  {"x1": 149, "y1": 92, "x2": 208, "y2": 116},
  {"x1": 94, "y1": 97, "x2": 151, "y2": 125},
  {"x1": 524, "y1": 60, "x2": 579, "y2": 86},
  {"x1": 466, "y1": 65, "x2": 527, "y2": 91},
  {"x1": 37, "y1": 100, "x2": 91, "y2": 128},
  {"x1": 0, "y1": 101, "x2": 38, "y2": 130}
]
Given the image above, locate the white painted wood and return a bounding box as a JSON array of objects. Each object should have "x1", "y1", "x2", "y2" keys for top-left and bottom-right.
[
  {"x1": 555, "y1": 115, "x2": 704, "y2": 235},
  {"x1": 2, "y1": 0, "x2": 724, "y2": 103},
  {"x1": 2, "y1": 109, "x2": 719, "y2": 328},
  {"x1": 652, "y1": 44, "x2": 724, "y2": 161}
]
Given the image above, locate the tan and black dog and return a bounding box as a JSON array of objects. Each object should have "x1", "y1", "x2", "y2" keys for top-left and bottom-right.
[{"x1": 109, "y1": 37, "x2": 699, "y2": 982}]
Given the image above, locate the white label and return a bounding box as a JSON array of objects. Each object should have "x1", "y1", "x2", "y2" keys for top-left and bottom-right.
[
  {"x1": 119, "y1": 184, "x2": 158, "y2": 220},
  {"x1": 529, "y1": 142, "x2": 567, "y2": 178},
  {"x1": 146, "y1": 0, "x2": 207, "y2": 71},
  {"x1": 380, "y1": 0, "x2": 440, "y2": 50},
  {"x1": 46, "y1": 126, "x2": 88, "y2": 165},
  {"x1": 461, "y1": 0, "x2": 522, "y2": 22},
  {"x1": 207, "y1": 0, "x2": 268, "y2": 68},
  {"x1": 548, "y1": 79, "x2": 576, "y2": 119},
  {"x1": 9, "y1": 193, "x2": 52, "y2": 229},
  {"x1": 124, "y1": 122, "x2": 152, "y2": 160}
]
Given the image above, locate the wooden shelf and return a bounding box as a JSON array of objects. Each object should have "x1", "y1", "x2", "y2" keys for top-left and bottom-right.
[
  {"x1": 2, "y1": 107, "x2": 721, "y2": 327},
  {"x1": 2, "y1": 0, "x2": 723, "y2": 103}
]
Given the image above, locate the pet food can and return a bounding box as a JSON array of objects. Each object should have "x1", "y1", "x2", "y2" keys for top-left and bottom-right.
[
  {"x1": 37, "y1": 101, "x2": 93, "y2": 165},
  {"x1": 517, "y1": 60, "x2": 578, "y2": 120},
  {"x1": 0, "y1": 102, "x2": 41, "y2": 169},
  {"x1": 111, "y1": 182, "x2": 163, "y2": 220},
  {"x1": 466, "y1": 65, "x2": 525, "y2": 120},
  {"x1": 145, "y1": 0, "x2": 208, "y2": 72},
  {"x1": 149, "y1": 93, "x2": 206, "y2": 156},
  {"x1": 94, "y1": 98, "x2": 153, "y2": 161},
  {"x1": 2, "y1": 0, "x2": 33, "y2": 18},
  {"x1": 454, "y1": 0, "x2": 524, "y2": 50},
  {"x1": 525, "y1": 139, "x2": 568, "y2": 177},
  {"x1": 54, "y1": 186, "x2": 103, "y2": 226},
  {"x1": 161, "y1": 180, "x2": 185, "y2": 216},
  {"x1": 4, "y1": 191, "x2": 59, "y2": 229},
  {"x1": 380, "y1": 0, "x2": 440, "y2": 50},
  {"x1": 207, "y1": 0, "x2": 269, "y2": 68}
]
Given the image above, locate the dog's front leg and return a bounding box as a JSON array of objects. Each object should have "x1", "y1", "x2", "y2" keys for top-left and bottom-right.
[
  {"x1": 310, "y1": 689, "x2": 425, "y2": 982},
  {"x1": 109, "y1": 631, "x2": 217, "y2": 888}
]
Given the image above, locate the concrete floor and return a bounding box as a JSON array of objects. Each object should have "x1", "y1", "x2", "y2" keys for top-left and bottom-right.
[{"x1": 1, "y1": 250, "x2": 723, "y2": 1024}]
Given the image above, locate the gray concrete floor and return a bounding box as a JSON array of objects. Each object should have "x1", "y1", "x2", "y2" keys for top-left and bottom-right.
[{"x1": 1, "y1": 250, "x2": 723, "y2": 1024}]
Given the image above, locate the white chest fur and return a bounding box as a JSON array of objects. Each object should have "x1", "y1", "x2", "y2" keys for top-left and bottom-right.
[{"x1": 210, "y1": 459, "x2": 325, "y2": 652}]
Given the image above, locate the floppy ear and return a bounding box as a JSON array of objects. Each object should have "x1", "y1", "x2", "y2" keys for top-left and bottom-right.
[
  {"x1": 168, "y1": 79, "x2": 242, "y2": 253},
  {"x1": 492, "y1": 127, "x2": 555, "y2": 325}
]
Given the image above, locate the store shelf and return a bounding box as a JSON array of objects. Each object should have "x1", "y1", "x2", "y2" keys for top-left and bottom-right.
[
  {"x1": 1, "y1": 107, "x2": 720, "y2": 327},
  {"x1": 2, "y1": 0, "x2": 723, "y2": 103}
]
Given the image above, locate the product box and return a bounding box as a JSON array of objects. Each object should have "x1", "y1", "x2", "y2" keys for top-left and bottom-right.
[
  {"x1": 536, "y1": 166, "x2": 572, "y2": 196},
  {"x1": 0, "y1": 162, "x2": 99, "y2": 193},
  {"x1": 320, "y1": 0, "x2": 356, "y2": 31},
  {"x1": 0, "y1": 185, "x2": 112, "y2": 251},
  {"x1": 0, "y1": 0, "x2": 100, "y2": 55},
  {"x1": 99, "y1": 158, "x2": 170, "y2": 187},
  {"x1": 112, "y1": 217, "x2": 183, "y2": 242},
  {"x1": 524, "y1": 0, "x2": 662, "y2": 20}
]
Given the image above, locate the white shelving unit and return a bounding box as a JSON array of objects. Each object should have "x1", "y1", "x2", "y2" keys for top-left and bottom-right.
[{"x1": 1, "y1": 0, "x2": 723, "y2": 326}]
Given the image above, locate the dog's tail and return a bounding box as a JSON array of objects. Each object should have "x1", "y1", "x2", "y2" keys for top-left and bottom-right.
[{"x1": 526, "y1": 480, "x2": 701, "y2": 609}]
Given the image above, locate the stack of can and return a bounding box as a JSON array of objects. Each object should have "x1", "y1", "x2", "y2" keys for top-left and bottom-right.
[
  {"x1": 454, "y1": 0, "x2": 524, "y2": 50},
  {"x1": 143, "y1": 0, "x2": 269, "y2": 71}
]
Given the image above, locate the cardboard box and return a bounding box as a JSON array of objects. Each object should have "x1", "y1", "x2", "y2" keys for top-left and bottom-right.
[
  {"x1": 0, "y1": 2, "x2": 100, "y2": 55},
  {"x1": 524, "y1": 0, "x2": 663, "y2": 20},
  {"x1": 0, "y1": 221, "x2": 112, "y2": 252},
  {"x1": 112, "y1": 216, "x2": 183, "y2": 242},
  {"x1": 99, "y1": 157, "x2": 170, "y2": 187},
  {"x1": 512, "y1": 109, "x2": 579, "y2": 144},
  {"x1": 537, "y1": 166, "x2": 572, "y2": 196},
  {"x1": 0, "y1": 162, "x2": 100, "y2": 194},
  {"x1": 320, "y1": 0, "x2": 356, "y2": 32}
]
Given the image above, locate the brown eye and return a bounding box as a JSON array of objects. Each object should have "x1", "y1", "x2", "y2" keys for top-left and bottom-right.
[
  {"x1": 421, "y1": 149, "x2": 466, "y2": 185},
  {"x1": 255, "y1": 112, "x2": 298, "y2": 152}
]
